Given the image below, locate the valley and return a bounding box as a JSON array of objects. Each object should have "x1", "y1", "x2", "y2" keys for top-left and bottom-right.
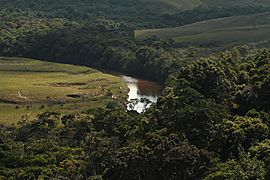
[{"x1": 0, "y1": 0, "x2": 270, "y2": 179}]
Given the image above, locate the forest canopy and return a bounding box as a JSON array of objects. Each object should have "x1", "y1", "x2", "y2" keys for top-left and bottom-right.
[{"x1": 1, "y1": 47, "x2": 269, "y2": 179}]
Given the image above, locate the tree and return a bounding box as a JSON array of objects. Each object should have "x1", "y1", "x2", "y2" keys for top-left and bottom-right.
[
  {"x1": 205, "y1": 155, "x2": 266, "y2": 180},
  {"x1": 179, "y1": 58, "x2": 237, "y2": 103},
  {"x1": 144, "y1": 78, "x2": 229, "y2": 149},
  {"x1": 249, "y1": 139, "x2": 270, "y2": 178},
  {"x1": 216, "y1": 116, "x2": 269, "y2": 158},
  {"x1": 105, "y1": 129, "x2": 215, "y2": 180}
]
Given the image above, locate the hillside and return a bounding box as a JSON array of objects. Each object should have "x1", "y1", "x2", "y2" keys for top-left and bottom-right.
[
  {"x1": 0, "y1": 0, "x2": 200, "y2": 17},
  {"x1": 0, "y1": 57, "x2": 127, "y2": 125},
  {"x1": 0, "y1": 0, "x2": 269, "y2": 26},
  {"x1": 142, "y1": 0, "x2": 270, "y2": 13},
  {"x1": 140, "y1": 0, "x2": 201, "y2": 13},
  {"x1": 201, "y1": 0, "x2": 270, "y2": 7},
  {"x1": 136, "y1": 12, "x2": 270, "y2": 48}
]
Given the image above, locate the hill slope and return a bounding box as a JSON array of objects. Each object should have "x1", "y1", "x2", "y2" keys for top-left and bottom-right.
[
  {"x1": 140, "y1": 0, "x2": 201, "y2": 13},
  {"x1": 0, "y1": 0, "x2": 269, "y2": 29},
  {"x1": 141, "y1": 0, "x2": 270, "y2": 13},
  {"x1": 201, "y1": 0, "x2": 270, "y2": 7},
  {"x1": 136, "y1": 12, "x2": 270, "y2": 47},
  {"x1": 1, "y1": 0, "x2": 270, "y2": 16},
  {"x1": 0, "y1": 57, "x2": 127, "y2": 125}
]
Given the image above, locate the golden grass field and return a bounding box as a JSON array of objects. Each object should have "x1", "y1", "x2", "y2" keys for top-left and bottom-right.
[{"x1": 0, "y1": 57, "x2": 127, "y2": 125}]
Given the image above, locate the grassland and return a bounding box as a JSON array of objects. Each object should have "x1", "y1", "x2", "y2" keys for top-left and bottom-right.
[
  {"x1": 136, "y1": 12, "x2": 270, "y2": 48},
  {"x1": 0, "y1": 57, "x2": 127, "y2": 125}
]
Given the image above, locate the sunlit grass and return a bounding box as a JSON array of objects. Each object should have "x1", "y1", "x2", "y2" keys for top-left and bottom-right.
[{"x1": 0, "y1": 57, "x2": 128, "y2": 125}]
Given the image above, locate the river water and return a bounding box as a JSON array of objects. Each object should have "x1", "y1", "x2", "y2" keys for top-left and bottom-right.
[{"x1": 121, "y1": 75, "x2": 163, "y2": 113}]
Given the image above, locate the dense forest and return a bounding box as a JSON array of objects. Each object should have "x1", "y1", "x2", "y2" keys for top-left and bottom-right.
[
  {"x1": 1, "y1": 1, "x2": 270, "y2": 81},
  {"x1": 0, "y1": 0, "x2": 270, "y2": 27},
  {"x1": 1, "y1": 47, "x2": 270, "y2": 179},
  {"x1": 0, "y1": 0, "x2": 270, "y2": 179},
  {"x1": 0, "y1": 9, "x2": 199, "y2": 82}
]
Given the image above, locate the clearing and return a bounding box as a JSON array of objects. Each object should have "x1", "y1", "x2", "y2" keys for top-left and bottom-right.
[{"x1": 0, "y1": 57, "x2": 127, "y2": 125}]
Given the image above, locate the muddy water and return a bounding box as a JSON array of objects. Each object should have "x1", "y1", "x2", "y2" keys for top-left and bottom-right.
[{"x1": 121, "y1": 75, "x2": 163, "y2": 113}]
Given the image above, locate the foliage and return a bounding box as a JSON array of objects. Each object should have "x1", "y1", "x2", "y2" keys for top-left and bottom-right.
[
  {"x1": 0, "y1": 0, "x2": 269, "y2": 28},
  {"x1": 0, "y1": 0, "x2": 270, "y2": 179},
  {"x1": 205, "y1": 155, "x2": 266, "y2": 180},
  {"x1": 0, "y1": 47, "x2": 270, "y2": 179}
]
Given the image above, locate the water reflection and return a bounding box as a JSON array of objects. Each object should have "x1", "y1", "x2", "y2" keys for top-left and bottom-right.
[{"x1": 121, "y1": 75, "x2": 163, "y2": 113}]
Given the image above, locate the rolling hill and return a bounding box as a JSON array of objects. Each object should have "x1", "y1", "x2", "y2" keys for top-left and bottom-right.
[
  {"x1": 140, "y1": 0, "x2": 201, "y2": 13},
  {"x1": 136, "y1": 12, "x2": 270, "y2": 48},
  {"x1": 1, "y1": 0, "x2": 270, "y2": 17},
  {"x1": 140, "y1": 0, "x2": 270, "y2": 13},
  {"x1": 0, "y1": 57, "x2": 127, "y2": 125}
]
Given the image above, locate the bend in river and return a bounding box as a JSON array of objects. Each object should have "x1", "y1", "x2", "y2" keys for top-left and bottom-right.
[{"x1": 121, "y1": 75, "x2": 163, "y2": 113}]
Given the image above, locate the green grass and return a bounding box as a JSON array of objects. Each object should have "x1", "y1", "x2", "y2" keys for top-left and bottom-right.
[
  {"x1": 0, "y1": 57, "x2": 128, "y2": 125},
  {"x1": 135, "y1": 12, "x2": 270, "y2": 48}
]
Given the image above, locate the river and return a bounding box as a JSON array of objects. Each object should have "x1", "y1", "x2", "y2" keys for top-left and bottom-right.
[{"x1": 121, "y1": 75, "x2": 163, "y2": 113}]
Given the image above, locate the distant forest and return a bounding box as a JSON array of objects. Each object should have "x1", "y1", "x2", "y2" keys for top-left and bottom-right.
[{"x1": 1, "y1": 0, "x2": 270, "y2": 28}]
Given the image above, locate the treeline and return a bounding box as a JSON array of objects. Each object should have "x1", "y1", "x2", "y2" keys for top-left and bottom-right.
[
  {"x1": 1, "y1": 47, "x2": 270, "y2": 179},
  {"x1": 0, "y1": 0, "x2": 170, "y2": 28},
  {"x1": 0, "y1": 9, "x2": 202, "y2": 83},
  {"x1": 161, "y1": 6, "x2": 270, "y2": 27}
]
